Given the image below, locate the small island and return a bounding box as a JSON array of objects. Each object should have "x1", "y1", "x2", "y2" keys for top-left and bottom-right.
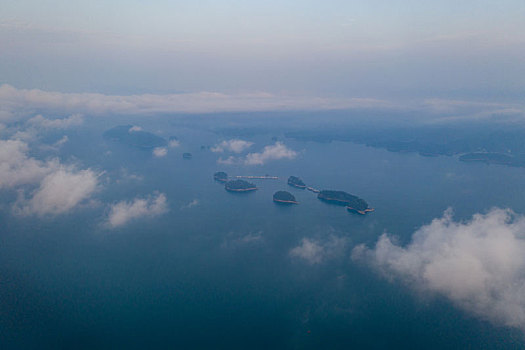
[
  {"x1": 318, "y1": 190, "x2": 373, "y2": 215},
  {"x1": 288, "y1": 176, "x2": 306, "y2": 189},
  {"x1": 183, "y1": 152, "x2": 193, "y2": 159},
  {"x1": 459, "y1": 152, "x2": 525, "y2": 167},
  {"x1": 225, "y1": 180, "x2": 257, "y2": 192},
  {"x1": 214, "y1": 171, "x2": 228, "y2": 183},
  {"x1": 273, "y1": 191, "x2": 298, "y2": 204}
]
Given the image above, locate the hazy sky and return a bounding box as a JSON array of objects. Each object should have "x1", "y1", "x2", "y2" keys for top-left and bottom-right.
[{"x1": 1, "y1": 0, "x2": 524, "y2": 99}]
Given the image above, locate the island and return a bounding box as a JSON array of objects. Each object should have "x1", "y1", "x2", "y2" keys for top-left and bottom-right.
[
  {"x1": 103, "y1": 125, "x2": 167, "y2": 149},
  {"x1": 214, "y1": 171, "x2": 228, "y2": 183},
  {"x1": 459, "y1": 152, "x2": 525, "y2": 167},
  {"x1": 183, "y1": 152, "x2": 193, "y2": 159},
  {"x1": 318, "y1": 190, "x2": 373, "y2": 215},
  {"x1": 288, "y1": 176, "x2": 306, "y2": 189},
  {"x1": 225, "y1": 180, "x2": 257, "y2": 192},
  {"x1": 273, "y1": 191, "x2": 298, "y2": 204}
]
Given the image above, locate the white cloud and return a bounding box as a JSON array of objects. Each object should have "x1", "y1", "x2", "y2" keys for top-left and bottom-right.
[
  {"x1": 217, "y1": 156, "x2": 237, "y2": 165},
  {"x1": 27, "y1": 114, "x2": 83, "y2": 129},
  {"x1": 211, "y1": 139, "x2": 253, "y2": 153},
  {"x1": 290, "y1": 238, "x2": 325, "y2": 264},
  {"x1": 16, "y1": 167, "x2": 98, "y2": 216},
  {"x1": 107, "y1": 192, "x2": 168, "y2": 228},
  {"x1": 290, "y1": 236, "x2": 348, "y2": 264},
  {"x1": 153, "y1": 147, "x2": 167, "y2": 157},
  {"x1": 244, "y1": 142, "x2": 297, "y2": 165},
  {"x1": 353, "y1": 208, "x2": 525, "y2": 330},
  {"x1": 168, "y1": 139, "x2": 180, "y2": 148},
  {"x1": 221, "y1": 231, "x2": 264, "y2": 249},
  {"x1": 54, "y1": 135, "x2": 69, "y2": 147},
  {"x1": 1, "y1": 138, "x2": 99, "y2": 216},
  {"x1": 181, "y1": 199, "x2": 199, "y2": 209},
  {"x1": 128, "y1": 125, "x2": 142, "y2": 132},
  {"x1": 39, "y1": 135, "x2": 69, "y2": 152},
  {"x1": 0, "y1": 139, "x2": 55, "y2": 188}
]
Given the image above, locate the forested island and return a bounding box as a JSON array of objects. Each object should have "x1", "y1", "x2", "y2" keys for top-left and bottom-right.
[
  {"x1": 225, "y1": 180, "x2": 257, "y2": 192},
  {"x1": 273, "y1": 191, "x2": 298, "y2": 204},
  {"x1": 318, "y1": 190, "x2": 373, "y2": 215},
  {"x1": 214, "y1": 171, "x2": 228, "y2": 182},
  {"x1": 288, "y1": 176, "x2": 306, "y2": 189},
  {"x1": 103, "y1": 125, "x2": 167, "y2": 149}
]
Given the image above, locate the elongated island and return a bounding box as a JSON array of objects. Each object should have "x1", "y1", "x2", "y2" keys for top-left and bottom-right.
[
  {"x1": 288, "y1": 176, "x2": 306, "y2": 189},
  {"x1": 318, "y1": 190, "x2": 374, "y2": 215},
  {"x1": 225, "y1": 179, "x2": 257, "y2": 192},
  {"x1": 273, "y1": 191, "x2": 298, "y2": 204},
  {"x1": 214, "y1": 171, "x2": 228, "y2": 183}
]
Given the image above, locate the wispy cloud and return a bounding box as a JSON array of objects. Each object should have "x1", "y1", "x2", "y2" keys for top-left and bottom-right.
[
  {"x1": 107, "y1": 192, "x2": 168, "y2": 228},
  {"x1": 152, "y1": 147, "x2": 167, "y2": 157},
  {"x1": 217, "y1": 156, "x2": 237, "y2": 165},
  {"x1": 221, "y1": 231, "x2": 264, "y2": 249},
  {"x1": 353, "y1": 208, "x2": 525, "y2": 330},
  {"x1": 290, "y1": 235, "x2": 348, "y2": 265},
  {"x1": 211, "y1": 139, "x2": 253, "y2": 153},
  {"x1": 168, "y1": 139, "x2": 180, "y2": 148},
  {"x1": 181, "y1": 199, "x2": 199, "y2": 209},
  {"x1": 216, "y1": 142, "x2": 298, "y2": 165},
  {"x1": 128, "y1": 125, "x2": 142, "y2": 132},
  {"x1": 244, "y1": 142, "x2": 297, "y2": 165},
  {"x1": 27, "y1": 114, "x2": 83, "y2": 129}
]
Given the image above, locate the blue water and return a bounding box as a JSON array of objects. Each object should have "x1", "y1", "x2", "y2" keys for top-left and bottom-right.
[{"x1": 1, "y1": 118, "x2": 525, "y2": 349}]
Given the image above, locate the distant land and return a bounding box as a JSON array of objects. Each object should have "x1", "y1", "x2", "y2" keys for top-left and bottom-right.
[
  {"x1": 273, "y1": 191, "x2": 298, "y2": 204},
  {"x1": 288, "y1": 176, "x2": 306, "y2": 189},
  {"x1": 214, "y1": 171, "x2": 228, "y2": 183},
  {"x1": 283, "y1": 121, "x2": 525, "y2": 168},
  {"x1": 103, "y1": 125, "x2": 167, "y2": 149},
  {"x1": 318, "y1": 190, "x2": 372, "y2": 215},
  {"x1": 225, "y1": 180, "x2": 257, "y2": 192},
  {"x1": 459, "y1": 152, "x2": 525, "y2": 167}
]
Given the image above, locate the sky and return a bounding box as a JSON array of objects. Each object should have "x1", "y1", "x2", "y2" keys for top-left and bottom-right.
[{"x1": 1, "y1": 0, "x2": 524, "y2": 100}]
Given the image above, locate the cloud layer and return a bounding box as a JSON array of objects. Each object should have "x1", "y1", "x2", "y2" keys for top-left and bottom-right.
[
  {"x1": 353, "y1": 208, "x2": 525, "y2": 330},
  {"x1": 0, "y1": 84, "x2": 395, "y2": 120},
  {"x1": 107, "y1": 192, "x2": 168, "y2": 228}
]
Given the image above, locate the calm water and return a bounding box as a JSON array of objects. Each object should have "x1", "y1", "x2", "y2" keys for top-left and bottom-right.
[{"x1": 2, "y1": 119, "x2": 525, "y2": 349}]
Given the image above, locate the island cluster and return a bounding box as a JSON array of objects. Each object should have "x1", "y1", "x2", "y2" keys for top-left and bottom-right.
[{"x1": 213, "y1": 172, "x2": 373, "y2": 214}]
